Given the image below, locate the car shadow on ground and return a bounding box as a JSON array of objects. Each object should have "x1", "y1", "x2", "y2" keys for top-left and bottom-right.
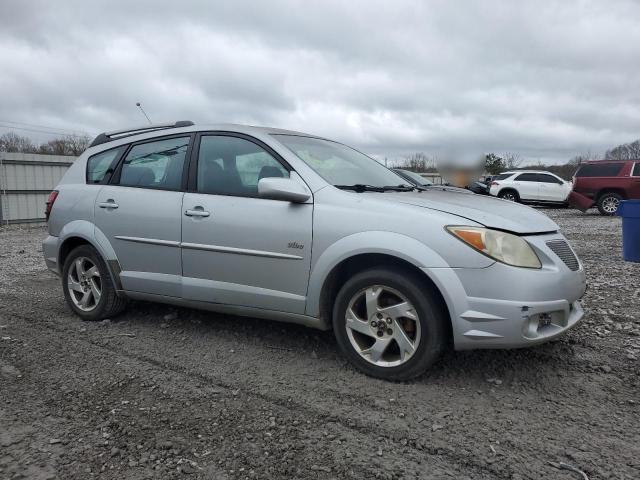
[{"x1": 117, "y1": 300, "x2": 579, "y2": 386}]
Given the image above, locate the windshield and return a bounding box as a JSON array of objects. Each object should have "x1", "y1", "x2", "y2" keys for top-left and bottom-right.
[
  {"x1": 274, "y1": 135, "x2": 410, "y2": 188},
  {"x1": 397, "y1": 169, "x2": 433, "y2": 186}
]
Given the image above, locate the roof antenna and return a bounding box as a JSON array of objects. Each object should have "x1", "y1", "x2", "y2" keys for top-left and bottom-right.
[{"x1": 136, "y1": 102, "x2": 152, "y2": 125}]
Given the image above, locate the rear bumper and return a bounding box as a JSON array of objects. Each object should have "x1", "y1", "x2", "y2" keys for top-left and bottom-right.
[
  {"x1": 424, "y1": 233, "x2": 587, "y2": 350},
  {"x1": 567, "y1": 191, "x2": 594, "y2": 212},
  {"x1": 43, "y1": 235, "x2": 60, "y2": 275}
]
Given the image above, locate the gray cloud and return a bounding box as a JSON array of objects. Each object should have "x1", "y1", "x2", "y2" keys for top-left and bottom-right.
[{"x1": 1, "y1": 0, "x2": 639, "y2": 163}]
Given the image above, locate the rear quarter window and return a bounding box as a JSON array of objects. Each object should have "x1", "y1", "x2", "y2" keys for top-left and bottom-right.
[
  {"x1": 494, "y1": 173, "x2": 513, "y2": 180},
  {"x1": 575, "y1": 163, "x2": 624, "y2": 177},
  {"x1": 633, "y1": 163, "x2": 640, "y2": 176},
  {"x1": 86, "y1": 146, "x2": 125, "y2": 184}
]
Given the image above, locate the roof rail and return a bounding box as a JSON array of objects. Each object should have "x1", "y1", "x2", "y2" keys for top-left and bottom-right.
[{"x1": 89, "y1": 120, "x2": 195, "y2": 148}]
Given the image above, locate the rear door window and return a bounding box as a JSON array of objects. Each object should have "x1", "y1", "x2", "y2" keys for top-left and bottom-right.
[
  {"x1": 633, "y1": 163, "x2": 640, "y2": 176},
  {"x1": 515, "y1": 173, "x2": 538, "y2": 182},
  {"x1": 118, "y1": 136, "x2": 190, "y2": 190},
  {"x1": 575, "y1": 163, "x2": 624, "y2": 177}
]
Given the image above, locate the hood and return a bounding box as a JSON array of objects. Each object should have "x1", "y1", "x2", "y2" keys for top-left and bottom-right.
[{"x1": 375, "y1": 190, "x2": 558, "y2": 234}]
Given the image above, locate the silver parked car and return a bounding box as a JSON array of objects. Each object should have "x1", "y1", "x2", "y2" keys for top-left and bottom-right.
[{"x1": 43, "y1": 122, "x2": 587, "y2": 380}]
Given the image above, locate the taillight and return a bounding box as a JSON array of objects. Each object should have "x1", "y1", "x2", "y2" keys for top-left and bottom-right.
[{"x1": 45, "y1": 190, "x2": 59, "y2": 221}]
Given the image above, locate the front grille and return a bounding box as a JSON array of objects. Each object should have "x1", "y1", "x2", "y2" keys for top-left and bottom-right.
[{"x1": 546, "y1": 240, "x2": 580, "y2": 271}]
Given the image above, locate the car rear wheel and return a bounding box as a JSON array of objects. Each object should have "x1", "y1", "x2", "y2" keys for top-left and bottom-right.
[
  {"x1": 332, "y1": 267, "x2": 447, "y2": 380},
  {"x1": 498, "y1": 189, "x2": 520, "y2": 202},
  {"x1": 597, "y1": 192, "x2": 622, "y2": 216},
  {"x1": 62, "y1": 245, "x2": 127, "y2": 321}
]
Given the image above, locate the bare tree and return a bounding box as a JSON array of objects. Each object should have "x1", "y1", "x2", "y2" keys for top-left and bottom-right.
[
  {"x1": 568, "y1": 150, "x2": 599, "y2": 165},
  {"x1": 605, "y1": 139, "x2": 640, "y2": 160},
  {"x1": 502, "y1": 152, "x2": 523, "y2": 169},
  {"x1": 38, "y1": 135, "x2": 91, "y2": 156},
  {"x1": 0, "y1": 132, "x2": 37, "y2": 153},
  {"x1": 0, "y1": 132, "x2": 91, "y2": 155},
  {"x1": 63, "y1": 134, "x2": 91, "y2": 156},
  {"x1": 397, "y1": 152, "x2": 436, "y2": 172}
]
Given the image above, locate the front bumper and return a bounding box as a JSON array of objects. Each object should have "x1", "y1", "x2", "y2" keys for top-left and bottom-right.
[
  {"x1": 425, "y1": 232, "x2": 587, "y2": 350},
  {"x1": 43, "y1": 235, "x2": 61, "y2": 275}
]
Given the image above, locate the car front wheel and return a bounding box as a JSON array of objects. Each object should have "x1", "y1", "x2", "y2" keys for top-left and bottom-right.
[{"x1": 332, "y1": 267, "x2": 447, "y2": 380}]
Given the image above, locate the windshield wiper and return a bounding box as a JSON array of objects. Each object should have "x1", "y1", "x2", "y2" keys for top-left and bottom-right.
[
  {"x1": 334, "y1": 184, "x2": 386, "y2": 192},
  {"x1": 335, "y1": 184, "x2": 425, "y2": 193},
  {"x1": 382, "y1": 184, "x2": 426, "y2": 192}
]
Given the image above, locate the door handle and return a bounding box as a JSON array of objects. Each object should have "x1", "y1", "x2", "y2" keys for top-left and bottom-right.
[
  {"x1": 98, "y1": 200, "x2": 119, "y2": 209},
  {"x1": 184, "y1": 209, "x2": 210, "y2": 217}
]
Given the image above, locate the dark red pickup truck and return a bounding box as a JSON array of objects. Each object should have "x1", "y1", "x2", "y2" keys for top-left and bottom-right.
[{"x1": 568, "y1": 160, "x2": 640, "y2": 215}]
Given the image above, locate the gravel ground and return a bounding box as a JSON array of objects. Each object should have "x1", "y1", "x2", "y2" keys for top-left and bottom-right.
[{"x1": 0, "y1": 209, "x2": 638, "y2": 480}]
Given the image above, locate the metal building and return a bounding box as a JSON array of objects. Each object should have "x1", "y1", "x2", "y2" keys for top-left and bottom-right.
[{"x1": 0, "y1": 152, "x2": 76, "y2": 224}]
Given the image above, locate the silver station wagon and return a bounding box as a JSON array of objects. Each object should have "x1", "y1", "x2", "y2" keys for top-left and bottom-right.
[{"x1": 43, "y1": 121, "x2": 587, "y2": 380}]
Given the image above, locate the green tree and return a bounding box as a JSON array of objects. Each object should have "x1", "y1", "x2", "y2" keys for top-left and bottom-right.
[{"x1": 484, "y1": 153, "x2": 506, "y2": 174}]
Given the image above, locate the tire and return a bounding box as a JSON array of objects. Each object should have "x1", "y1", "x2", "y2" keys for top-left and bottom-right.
[
  {"x1": 498, "y1": 189, "x2": 520, "y2": 202},
  {"x1": 597, "y1": 192, "x2": 622, "y2": 216},
  {"x1": 332, "y1": 267, "x2": 448, "y2": 381},
  {"x1": 62, "y1": 245, "x2": 127, "y2": 321}
]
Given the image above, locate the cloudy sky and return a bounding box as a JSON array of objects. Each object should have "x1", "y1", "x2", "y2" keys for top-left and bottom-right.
[{"x1": 1, "y1": 0, "x2": 639, "y2": 164}]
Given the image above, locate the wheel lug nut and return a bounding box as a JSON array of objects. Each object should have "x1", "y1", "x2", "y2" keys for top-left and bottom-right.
[
  {"x1": 376, "y1": 313, "x2": 383, "y2": 319},
  {"x1": 386, "y1": 318, "x2": 392, "y2": 325},
  {"x1": 370, "y1": 321, "x2": 377, "y2": 328},
  {"x1": 376, "y1": 330, "x2": 383, "y2": 337},
  {"x1": 386, "y1": 329, "x2": 393, "y2": 335}
]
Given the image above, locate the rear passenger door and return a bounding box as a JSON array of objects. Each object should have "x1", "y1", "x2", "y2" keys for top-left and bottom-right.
[
  {"x1": 94, "y1": 135, "x2": 192, "y2": 297},
  {"x1": 512, "y1": 173, "x2": 540, "y2": 200}
]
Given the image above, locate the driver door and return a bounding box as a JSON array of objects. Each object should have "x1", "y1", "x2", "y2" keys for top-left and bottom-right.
[{"x1": 180, "y1": 133, "x2": 313, "y2": 314}]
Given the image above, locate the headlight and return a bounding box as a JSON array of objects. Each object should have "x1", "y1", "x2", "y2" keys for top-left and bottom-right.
[{"x1": 446, "y1": 226, "x2": 541, "y2": 268}]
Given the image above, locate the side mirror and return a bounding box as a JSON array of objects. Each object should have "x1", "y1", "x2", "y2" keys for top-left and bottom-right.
[{"x1": 258, "y1": 177, "x2": 311, "y2": 203}]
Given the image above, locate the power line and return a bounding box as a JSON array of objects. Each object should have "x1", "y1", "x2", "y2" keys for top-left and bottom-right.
[
  {"x1": 0, "y1": 123, "x2": 93, "y2": 137},
  {"x1": 0, "y1": 119, "x2": 95, "y2": 136}
]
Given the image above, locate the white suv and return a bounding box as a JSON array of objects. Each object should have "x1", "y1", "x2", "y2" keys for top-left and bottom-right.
[{"x1": 489, "y1": 170, "x2": 571, "y2": 204}]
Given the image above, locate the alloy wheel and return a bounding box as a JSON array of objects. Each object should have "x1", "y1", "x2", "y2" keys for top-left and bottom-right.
[
  {"x1": 502, "y1": 192, "x2": 517, "y2": 202},
  {"x1": 67, "y1": 257, "x2": 102, "y2": 311},
  {"x1": 602, "y1": 196, "x2": 619, "y2": 214},
  {"x1": 344, "y1": 285, "x2": 421, "y2": 367}
]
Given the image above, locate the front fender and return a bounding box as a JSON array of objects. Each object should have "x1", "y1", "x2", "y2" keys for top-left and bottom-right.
[{"x1": 305, "y1": 231, "x2": 449, "y2": 317}]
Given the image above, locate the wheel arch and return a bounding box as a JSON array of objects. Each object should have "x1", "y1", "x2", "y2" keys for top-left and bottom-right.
[
  {"x1": 306, "y1": 232, "x2": 453, "y2": 338},
  {"x1": 57, "y1": 221, "x2": 122, "y2": 291},
  {"x1": 596, "y1": 188, "x2": 627, "y2": 201},
  {"x1": 498, "y1": 187, "x2": 519, "y2": 198}
]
